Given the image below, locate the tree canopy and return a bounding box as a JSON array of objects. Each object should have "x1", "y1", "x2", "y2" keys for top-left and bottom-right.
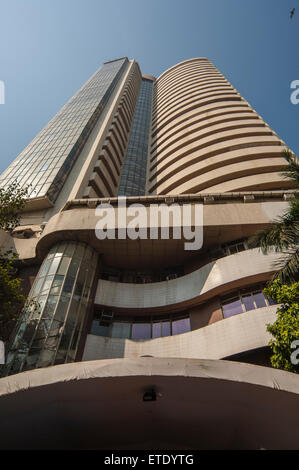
[
  {"x1": 265, "y1": 280, "x2": 299, "y2": 373},
  {"x1": 0, "y1": 182, "x2": 29, "y2": 341},
  {"x1": 249, "y1": 150, "x2": 299, "y2": 284}
]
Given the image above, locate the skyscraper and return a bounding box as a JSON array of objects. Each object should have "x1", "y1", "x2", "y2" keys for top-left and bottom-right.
[{"x1": 0, "y1": 58, "x2": 298, "y2": 450}]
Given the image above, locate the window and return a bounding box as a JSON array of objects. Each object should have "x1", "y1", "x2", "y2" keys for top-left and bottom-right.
[
  {"x1": 222, "y1": 298, "x2": 243, "y2": 318},
  {"x1": 221, "y1": 286, "x2": 277, "y2": 318},
  {"x1": 111, "y1": 322, "x2": 130, "y2": 339},
  {"x1": 90, "y1": 310, "x2": 113, "y2": 337},
  {"x1": 90, "y1": 311, "x2": 191, "y2": 339},
  {"x1": 152, "y1": 320, "x2": 171, "y2": 338},
  {"x1": 172, "y1": 317, "x2": 191, "y2": 335},
  {"x1": 209, "y1": 239, "x2": 249, "y2": 261},
  {"x1": 131, "y1": 323, "x2": 151, "y2": 339}
]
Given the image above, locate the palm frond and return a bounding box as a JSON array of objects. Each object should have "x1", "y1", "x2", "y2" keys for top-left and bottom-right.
[
  {"x1": 250, "y1": 148, "x2": 299, "y2": 284},
  {"x1": 281, "y1": 149, "x2": 299, "y2": 185},
  {"x1": 248, "y1": 219, "x2": 299, "y2": 253},
  {"x1": 272, "y1": 248, "x2": 299, "y2": 284}
]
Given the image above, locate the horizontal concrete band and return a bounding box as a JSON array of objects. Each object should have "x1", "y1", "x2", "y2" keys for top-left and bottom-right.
[
  {"x1": 95, "y1": 248, "x2": 282, "y2": 310},
  {"x1": 12, "y1": 199, "x2": 290, "y2": 266},
  {"x1": 83, "y1": 305, "x2": 278, "y2": 361}
]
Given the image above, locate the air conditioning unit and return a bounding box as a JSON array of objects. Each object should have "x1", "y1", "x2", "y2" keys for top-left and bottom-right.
[
  {"x1": 165, "y1": 197, "x2": 175, "y2": 204},
  {"x1": 12, "y1": 227, "x2": 35, "y2": 239},
  {"x1": 244, "y1": 195, "x2": 255, "y2": 203}
]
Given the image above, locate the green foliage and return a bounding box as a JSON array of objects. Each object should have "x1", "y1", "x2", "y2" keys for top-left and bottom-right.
[
  {"x1": 0, "y1": 251, "x2": 25, "y2": 341},
  {"x1": 248, "y1": 150, "x2": 299, "y2": 373},
  {"x1": 282, "y1": 149, "x2": 299, "y2": 186},
  {"x1": 0, "y1": 182, "x2": 29, "y2": 232},
  {"x1": 265, "y1": 280, "x2": 299, "y2": 373},
  {"x1": 0, "y1": 182, "x2": 30, "y2": 341},
  {"x1": 249, "y1": 149, "x2": 299, "y2": 284}
]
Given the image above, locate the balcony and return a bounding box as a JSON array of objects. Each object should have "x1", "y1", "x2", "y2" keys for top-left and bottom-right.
[{"x1": 95, "y1": 247, "x2": 282, "y2": 311}]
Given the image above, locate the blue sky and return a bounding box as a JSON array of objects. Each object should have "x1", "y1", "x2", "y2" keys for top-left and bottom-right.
[{"x1": 0, "y1": 0, "x2": 298, "y2": 173}]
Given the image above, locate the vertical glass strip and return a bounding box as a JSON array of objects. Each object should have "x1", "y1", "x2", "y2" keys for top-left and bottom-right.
[{"x1": 118, "y1": 77, "x2": 153, "y2": 196}]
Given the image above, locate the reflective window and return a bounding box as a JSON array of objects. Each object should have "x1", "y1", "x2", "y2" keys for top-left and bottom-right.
[
  {"x1": 111, "y1": 322, "x2": 130, "y2": 339},
  {"x1": 131, "y1": 323, "x2": 151, "y2": 340},
  {"x1": 90, "y1": 312, "x2": 190, "y2": 339},
  {"x1": 222, "y1": 298, "x2": 243, "y2": 318},
  {"x1": 172, "y1": 317, "x2": 191, "y2": 335},
  {"x1": 242, "y1": 294, "x2": 255, "y2": 311},
  {"x1": 3, "y1": 242, "x2": 98, "y2": 376},
  {"x1": 161, "y1": 321, "x2": 171, "y2": 337},
  {"x1": 221, "y1": 285, "x2": 277, "y2": 319},
  {"x1": 253, "y1": 292, "x2": 267, "y2": 308}
]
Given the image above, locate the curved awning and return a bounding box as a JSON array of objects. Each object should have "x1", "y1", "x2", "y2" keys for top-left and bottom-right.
[{"x1": 0, "y1": 357, "x2": 299, "y2": 449}]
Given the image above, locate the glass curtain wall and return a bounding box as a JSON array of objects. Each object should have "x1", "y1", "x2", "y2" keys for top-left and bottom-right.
[
  {"x1": 118, "y1": 78, "x2": 153, "y2": 196},
  {"x1": 0, "y1": 58, "x2": 128, "y2": 203},
  {"x1": 3, "y1": 242, "x2": 98, "y2": 376}
]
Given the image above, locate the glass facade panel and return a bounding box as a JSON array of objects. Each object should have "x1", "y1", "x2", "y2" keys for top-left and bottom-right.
[
  {"x1": 172, "y1": 318, "x2": 191, "y2": 335},
  {"x1": 161, "y1": 321, "x2": 171, "y2": 337},
  {"x1": 152, "y1": 322, "x2": 161, "y2": 339},
  {"x1": 253, "y1": 292, "x2": 267, "y2": 308},
  {"x1": 90, "y1": 321, "x2": 110, "y2": 337},
  {"x1": 131, "y1": 323, "x2": 151, "y2": 339},
  {"x1": 3, "y1": 242, "x2": 98, "y2": 376},
  {"x1": 222, "y1": 298, "x2": 243, "y2": 318},
  {"x1": 242, "y1": 294, "x2": 255, "y2": 311},
  {"x1": 111, "y1": 322, "x2": 131, "y2": 339},
  {"x1": 118, "y1": 78, "x2": 153, "y2": 196},
  {"x1": 0, "y1": 58, "x2": 128, "y2": 203},
  {"x1": 90, "y1": 314, "x2": 190, "y2": 340},
  {"x1": 221, "y1": 286, "x2": 277, "y2": 319}
]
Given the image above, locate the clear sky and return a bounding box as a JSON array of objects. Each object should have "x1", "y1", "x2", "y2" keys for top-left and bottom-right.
[{"x1": 0, "y1": 0, "x2": 298, "y2": 173}]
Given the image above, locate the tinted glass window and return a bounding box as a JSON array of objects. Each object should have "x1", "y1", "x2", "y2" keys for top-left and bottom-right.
[
  {"x1": 111, "y1": 322, "x2": 131, "y2": 339},
  {"x1": 242, "y1": 294, "x2": 255, "y2": 311},
  {"x1": 172, "y1": 318, "x2": 191, "y2": 335},
  {"x1": 222, "y1": 298, "x2": 243, "y2": 318},
  {"x1": 253, "y1": 292, "x2": 267, "y2": 308},
  {"x1": 131, "y1": 323, "x2": 151, "y2": 339},
  {"x1": 161, "y1": 321, "x2": 171, "y2": 337}
]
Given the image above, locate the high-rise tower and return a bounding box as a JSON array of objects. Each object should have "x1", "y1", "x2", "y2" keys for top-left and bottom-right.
[
  {"x1": 148, "y1": 58, "x2": 290, "y2": 194},
  {"x1": 0, "y1": 58, "x2": 298, "y2": 450}
]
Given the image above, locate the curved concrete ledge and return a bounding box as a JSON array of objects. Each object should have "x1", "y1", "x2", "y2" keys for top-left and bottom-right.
[
  {"x1": 203, "y1": 172, "x2": 292, "y2": 193},
  {"x1": 153, "y1": 79, "x2": 231, "y2": 114},
  {"x1": 0, "y1": 356, "x2": 298, "y2": 397},
  {"x1": 1, "y1": 358, "x2": 299, "y2": 449},
  {"x1": 18, "y1": 198, "x2": 290, "y2": 267},
  {"x1": 95, "y1": 248, "x2": 282, "y2": 310},
  {"x1": 151, "y1": 103, "x2": 253, "y2": 147},
  {"x1": 83, "y1": 305, "x2": 278, "y2": 361},
  {"x1": 156, "y1": 57, "x2": 210, "y2": 82},
  {"x1": 153, "y1": 154, "x2": 285, "y2": 194},
  {"x1": 151, "y1": 112, "x2": 261, "y2": 155}
]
